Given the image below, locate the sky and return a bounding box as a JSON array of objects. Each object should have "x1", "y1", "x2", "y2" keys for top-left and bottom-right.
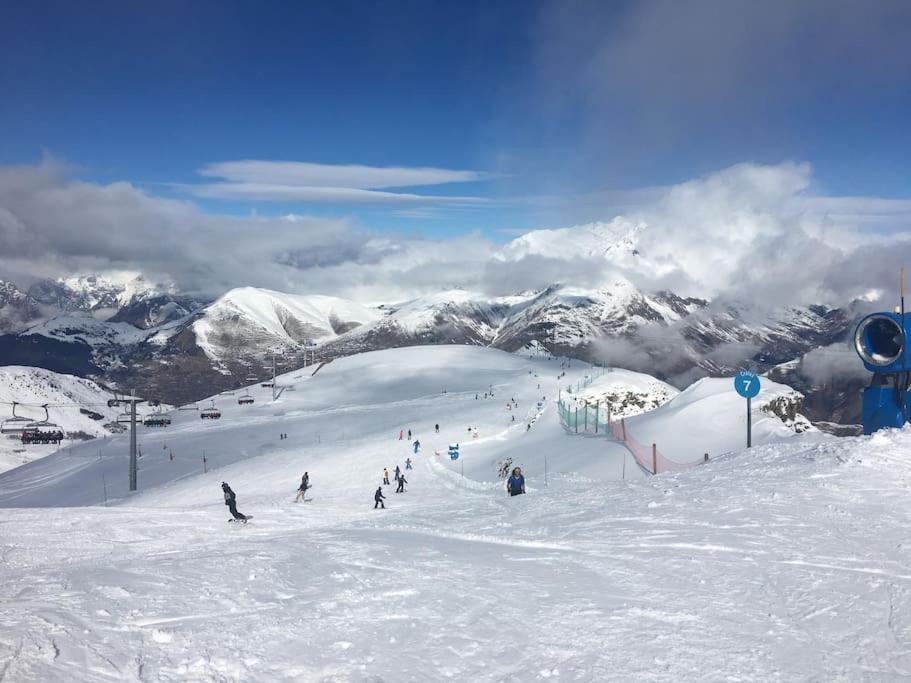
[{"x1": 1, "y1": 0, "x2": 911, "y2": 304}]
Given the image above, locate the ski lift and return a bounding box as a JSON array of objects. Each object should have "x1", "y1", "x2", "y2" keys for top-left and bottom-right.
[
  {"x1": 200, "y1": 401, "x2": 221, "y2": 420},
  {"x1": 220, "y1": 389, "x2": 235, "y2": 396},
  {"x1": 20, "y1": 405, "x2": 65, "y2": 445},
  {"x1": 238, "y1": 392, "x2": 255, "y2": 406},
  {"x1": 178, "y1": 403, "x2": 198, "y2": 411},
  {"x1": 1, "y1": 402, "x2": 33, "y2": 434},
  {"x1": 261, "y1": 381, "x2": 274, "y2": 388},
  {"x1": 143, "y1": 408, "x2": 172, "y2": 427},
  {"x1": 245, "y1": 375, "x2": 258, "y2": 382}
]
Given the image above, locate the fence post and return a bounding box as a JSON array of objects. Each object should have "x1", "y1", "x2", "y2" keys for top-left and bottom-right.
[
  {"x1": 574, "y1": 408, "x2": 578, "y2": 433},
  {"x1": 704, "y1": 453, "x2": 709, "y2": 463},
  {"x1": 652, "y1": 444, "x2": 657, "y2": 474},
  {"x1": 584, "y1": 404, "x2": 588, "y2": 431},
  {"x1": 594, "y1": 401, "x2": 600, "y2": 434},
  {"x1": 607, "y1": 402, "x2": 612, "y2": 427},
  {"x1": 621, "y1": 418, "x2": 626, "y2": 441}
]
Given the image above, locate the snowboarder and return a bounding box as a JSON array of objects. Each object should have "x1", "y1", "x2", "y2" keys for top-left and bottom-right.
[
  {"x1": 222, "y1": 482, "x2": 249, "y2": 521},
  {"x1": 396, "y1": 474, "x2": 408, "y2": 493},
  {"x1": 383, "y1": 468, "x2": 390, "y2": 485},
  {"x1": 413, "y1": 439, "x2": 420, "y2": 454},
  {"x1": 374, "y1": 486, "x2": 386, "y2": 509},
  {"x1": 435, "y1": 424, "x2": 439, "y2": 433},
  {"x1": 507, "y1": 467, "x2": 525, "y2": 497},
  {"x1": 406, "y1": 457, "x2": 413, "y2": 470},
  {"x1": 295, "y1": 472, "x2": 310, "y2": 502}
]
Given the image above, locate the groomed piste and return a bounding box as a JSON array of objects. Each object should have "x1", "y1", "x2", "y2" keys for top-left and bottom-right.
[{"x1": 0, "y1": 345, "x2": 908, "y2": 680}]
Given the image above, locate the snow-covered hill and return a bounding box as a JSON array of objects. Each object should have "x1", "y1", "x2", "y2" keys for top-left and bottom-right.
[
  {"x1": 571, "y1": 367, "x2": 680, "y2": 418},
  {"x1": 0, "y1": 366, "x2": 122, "y2": 473},
  {"x1": 0, "y1": 344, "x2": 905, "y2": 680},
  {"x1": 625, "y1": 376, "x2": 815, "y2": 465}
]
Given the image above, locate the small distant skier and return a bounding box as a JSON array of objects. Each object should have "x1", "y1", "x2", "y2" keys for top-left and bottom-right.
[
  {"x1": 222, "y1": 482, "x2": 248, "y2": 521},
  {"x1": 383, "y1": 468, "x2": 390, "y2": 485},
  {"x1": 507, "y1": 467, "x2": 525, "y2": 497},
  {"x1": 406, "y1": 457, "x2": 413, "y2": 470},
  {"x1": 435, "y1": 424, "x2": 439, "y2": 433},
  {"x1": 396, "y1": 474, "x2": 408, "y2": 493},
  {"x1": 374, "y1": 486, "x2": 386, "y2": 509},
  {"x1": 399, "y1": 429, "x2": 403, "y2": 440},
  {"x1": 407, "y1": 429, "x2": 412, "y2": 440},
  {"x1": 395, "y1": 464, "x2": 401, "y2": 481},
  {"x1": 413, "y1": 439, "x2": 420, "y2": 454},
  {"x1": 511, "y1": 415, "x2": 516, "y2": 422},
  {"x1": 295, "y1": 472, "x2": 310, "y2": 502},
  {"x1": 475, "y1": 394, "x2": 478, "y2": 400}
]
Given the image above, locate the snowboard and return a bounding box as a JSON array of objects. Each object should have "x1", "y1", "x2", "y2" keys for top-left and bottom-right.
[{"x1": 228, "y1": 516, "x2": 253, "y2": 523}]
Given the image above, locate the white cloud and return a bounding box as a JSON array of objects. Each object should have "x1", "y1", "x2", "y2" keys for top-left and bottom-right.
[
  {"x1": 2, "y1": 159, "x2": 911, "y2": 312},
  {"x1": 182, "y1": 160, "x2": 500, "y2": 205}
]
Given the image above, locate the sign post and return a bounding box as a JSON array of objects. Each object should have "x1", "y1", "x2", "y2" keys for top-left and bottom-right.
[{"x1": 734, "y1": 370, "x2": 761, "y2": 448}]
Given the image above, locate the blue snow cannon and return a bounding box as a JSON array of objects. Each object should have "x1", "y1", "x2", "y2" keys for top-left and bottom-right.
[{"x1": 854, "y1": 312, "x2": 911, "y2": 434}]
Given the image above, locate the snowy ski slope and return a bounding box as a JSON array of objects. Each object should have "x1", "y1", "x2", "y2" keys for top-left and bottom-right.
[{"x1": 0, "y1": 346, "x2": 907, "y2": 681}]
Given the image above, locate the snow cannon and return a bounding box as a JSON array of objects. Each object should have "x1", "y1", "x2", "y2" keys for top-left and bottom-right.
[{"x1": 854, "y1": 312, "x2": 911, "y2": 434}]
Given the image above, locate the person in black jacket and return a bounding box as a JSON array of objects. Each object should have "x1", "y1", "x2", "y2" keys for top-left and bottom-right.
[
  {"x1": 374, "y1": 486, "x2": 386, "y2": 509},
  {"x1": 222, "y1": 482, "x2": 248, "y2": 521},
  {"x1": 295, "y1": 472, "x2": 310, "y2": 502},
  {"x1": 396, "y1": 474, "x2": 407, "y2": 493}
]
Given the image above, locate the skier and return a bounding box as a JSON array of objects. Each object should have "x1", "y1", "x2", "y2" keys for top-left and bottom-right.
[
  {"x1": 396, "y1": 474, "x2": 408, "y2": 493},
  {"x1": 435, "y1": 424, "x2": 439, "y2": 433},
  {"x1": 374, "y1": 486, "x2": 386, "y2": 509},
  {"x1": 222, "y1": 482, "x2": 248, "y2": 521},
  {"x1": 407, "y1": 429, "x2": 412, "y2": 440},
  {"x1": 506, "y1": 467, "x2": 526, "y2": 497},
  {"x1": 395, "y1": 464, "x2": 401, "y2": 481},
  {"x1": 413, "y1": 439, "x2": 420, "y2": 454},
  {"x1": 399, "y1": 429, "x2": 403, "y2": 440},
  {"x1": 295, "y1": 472, "x2": 310, "y2": 502},
  {"x1": 406, "y1": 457, "x2": 413, "y2": 470},
  {"x1": 383, "y1": 468, "x2": 391, "y2": 485}
]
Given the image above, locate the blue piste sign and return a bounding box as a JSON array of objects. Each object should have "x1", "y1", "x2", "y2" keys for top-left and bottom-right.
[{"x1": 734, "y1": 371, "x2": 761, "y2": 399}]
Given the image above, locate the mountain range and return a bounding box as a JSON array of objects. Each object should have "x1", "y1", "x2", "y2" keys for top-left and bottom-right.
[{"x1": 0, "y1": 224, "x2": 866, "y2": 425}]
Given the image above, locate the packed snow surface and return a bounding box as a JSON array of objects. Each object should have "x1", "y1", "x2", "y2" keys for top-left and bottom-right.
[{"x1": 0, "y1": 346, "x2": 905, "y2": 681}]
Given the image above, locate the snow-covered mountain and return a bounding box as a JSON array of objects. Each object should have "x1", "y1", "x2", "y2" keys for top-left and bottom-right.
[{"x1": 193, "y1": 287, "x2": 381, "y2": 367}]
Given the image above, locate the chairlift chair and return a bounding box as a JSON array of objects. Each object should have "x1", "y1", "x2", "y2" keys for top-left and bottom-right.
[
  {"x1": 238, "y1": 392, "x2": 255, "y2": 406},
  {"x1": 20, "y1": 405, "x2": 65, "y2": 445},
  {"x1": 1, "y1": 402, "x2": 33, "y2": 434},
  {"x1": 178, "y1": 403, "x2": 199, "y2": 411},
  {"x1": 200, "y1": 401, "x2": 221, "y2": 420}
]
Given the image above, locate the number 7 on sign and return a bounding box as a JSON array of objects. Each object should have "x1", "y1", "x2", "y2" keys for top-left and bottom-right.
[{"x1": 741, "y1": 378, "x2": 752, "y2": 392}]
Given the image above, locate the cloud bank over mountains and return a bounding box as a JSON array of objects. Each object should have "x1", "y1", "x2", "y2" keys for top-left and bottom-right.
[{"x1": 1, "y1": 158, "x2": 910, "y2": 308}]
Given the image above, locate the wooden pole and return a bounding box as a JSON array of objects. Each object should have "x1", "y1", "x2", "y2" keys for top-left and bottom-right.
[{"x1": 652, "y1": 444, "x2": 657, "y2": 475}]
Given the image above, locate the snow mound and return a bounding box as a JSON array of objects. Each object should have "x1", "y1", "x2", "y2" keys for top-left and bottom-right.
[
  {"x1": 626, "y1": 376, "x2": 819, "y2": 465},
  {"x1": 572, "y1": 368, "x2": 679, "y2": 418}
]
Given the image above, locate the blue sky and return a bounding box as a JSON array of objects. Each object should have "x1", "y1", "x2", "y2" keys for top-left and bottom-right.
[{"x1": 2, "y1": 0, "x2": 911, "y2": 242}]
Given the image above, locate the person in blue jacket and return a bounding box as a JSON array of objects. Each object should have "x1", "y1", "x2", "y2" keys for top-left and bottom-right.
[{"x1": 506, "y1": 467, "x2": 525, "y2": 497}]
